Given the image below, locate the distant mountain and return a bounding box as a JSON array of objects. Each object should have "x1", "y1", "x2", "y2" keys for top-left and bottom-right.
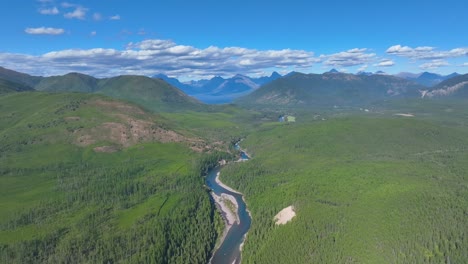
[
  {"x1": 0, "y1": 66, "x2": 42, "y2": 87},
  {"x1": 327, "y1": 69, "x2": 340, "y2": 73},
  {"x1": 421, "y1": 73, "x2": 468, "y2": 98},
  {"x1": 236, "y1": 72, "x2": 423, "y2": 107},
  {"x1": 0, "y1": 78, "x2": 35, "y2": 94},
  {"x1": 153, "y1": 74, "x2": 199, "y2": 94},
  {"x1": 35, "y1": 72, "x2": 99, "y2": 93},
  {"x1": 251, "y1": 71, "x2": 282, "y2": 85},
  {"x1": 397, "y1": 72, "x2": 460, "y2": 87},
  {"x1": 153, "y1": 72, "x2": 282, "y2": 104},
  {"x1": 357, "y1": 71, "x2": 373, "y2": 76},
  {"x1": 395, "y1": 72, "x2": 420, "y2": 79}
]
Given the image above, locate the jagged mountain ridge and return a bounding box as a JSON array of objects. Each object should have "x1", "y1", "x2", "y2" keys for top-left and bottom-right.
[{"x1": 236, "y1": 72, "x2": 425, "y2": 107}]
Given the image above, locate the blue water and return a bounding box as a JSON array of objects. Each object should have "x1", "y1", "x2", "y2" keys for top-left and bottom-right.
[{"x1": 206, "y1": 147, "x2": 251, "y2": 264}]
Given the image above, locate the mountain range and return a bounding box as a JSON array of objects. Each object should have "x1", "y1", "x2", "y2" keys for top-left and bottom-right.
[
  {"x1": 154, "y1": 71, "x2": 282, "y2": 103},
  {"x1": 1, "y1": 66, "x2": 468, "y2": 110},
  {"x1": 235, "y1": 71, "x2": 426, "y2": 107},
  {"x1": 396, "y1": 71, "x2": 459, "y2": 87},
  {"x1": 0, "y1": 67, "x2": 201, "y2": 112}
]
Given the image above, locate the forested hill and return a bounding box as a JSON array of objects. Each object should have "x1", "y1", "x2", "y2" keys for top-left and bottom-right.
[
  {"x1": 0, "y1": 78, "x2": 34, "y2": 94},
  {"x1": 236, "y1": 72, "x2": 424, "y2": 107},
  {"x1": 221, "y1": 117, "x2": 468, "y2": 263},
  {"x1": 0, "y1": 92, "x2": 226, "y2": 263},
  {"x1": 0, "y1": 67, "x2": 203, "y2": 112}
]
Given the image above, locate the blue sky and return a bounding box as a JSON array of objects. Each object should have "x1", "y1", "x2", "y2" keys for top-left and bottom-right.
[{"x1": 0, "y1": 0, "x2": 467, "y2": 80}]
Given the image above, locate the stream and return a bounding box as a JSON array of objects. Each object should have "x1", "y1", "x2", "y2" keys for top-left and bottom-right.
[{"x1": 206, "y1": 143, "x2": 251, "y2": 264}]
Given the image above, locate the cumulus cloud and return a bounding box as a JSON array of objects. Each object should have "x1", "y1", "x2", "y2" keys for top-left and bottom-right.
[
  {"x1": 386, "y1": 45, "x2": 468, "y2": 60},
  {"x1": 25, "y1": 27, "x2": 65, "y2": 35},
  {"x1": 320, "y1": 48, "x2": 376, "y2": 67},
  {"x1": 419, "y1": 59, "x2": 449, "y2": 70},
  {"x1": 64, "y1": 6, "x2": 87, "y2": 19},
  {"x1": 357, "y1": 64, "x2": 368, "y2": 72},
  {"x1": 374, "y1": 59, "x2": 395, "y2": 67},
  {"x1": 38, "y1": 7, "x2": 59, "y2": 15},
  {"x1": 110, "y1": 15, "x2": 121, "y2": 20},
  {"x1": 0, "y1": 38, "x2": 319, "y2": 79}
]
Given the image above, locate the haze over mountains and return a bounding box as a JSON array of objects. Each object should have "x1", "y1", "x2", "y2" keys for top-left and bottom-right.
[
  {"x1": 396, "y1": 71, "x2": 460, "y2": 87},
  {"x1": 154, "y1": 71, "x2": 282, "y2": 103},
  {"x1": 1, "y1": 66, "x2": 467, "y2": 108}
]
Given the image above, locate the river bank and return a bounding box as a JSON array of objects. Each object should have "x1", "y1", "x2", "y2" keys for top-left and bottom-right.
[{"x1": 207, "y1": 144, "x2": 252, "y2": 264}]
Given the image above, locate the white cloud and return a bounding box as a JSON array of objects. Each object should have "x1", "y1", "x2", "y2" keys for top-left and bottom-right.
[
  {"x1": 25, "y1": 27, "x2": 65, "y2": 35},
  {"x1": 461, "y1": 62, "x2": 468, "y2": 67},
  {"x1": 38, "y1": 7, "x2": 59, "y2": 15},
  {"x1": 110, "y1": 15, "x2": 121, "y2": 20},
  {"x1": 64, "y1": 6, "x2": 87, "y2": 19},
  {"x1": 93, "y1": 13, "x2": 102, "y2": 21},
  {"x1": 0, "y1": 38, "x2": 319, "y2": 79},
  {"x1": 320, "y1": 48, "x2": 376, "y2": 67},
  {"x1": 419, "y1": 59, "x2": 449, "y2": 70},
  {"x1": 357, "y1": 64, "x2": 368, "y2": 72},
  {"x1": 61, "y1": 2, "x2": 77, "y2": 8},
  {"x1": 386, "y1": 44, "x2": 468, "y2": 60},
  {"x1": 374, "y1": 59, "x2": 395, "y2": 67},
  {"x1": 90, "y1": 31, "x2": 97, "y2": 37}
]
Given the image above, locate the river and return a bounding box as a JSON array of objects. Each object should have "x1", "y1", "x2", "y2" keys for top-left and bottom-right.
[{"x1": 206, "y1": 144, "x2": 251, "y2": 264}]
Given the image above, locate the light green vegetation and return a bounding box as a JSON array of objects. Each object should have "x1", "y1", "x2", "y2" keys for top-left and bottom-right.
[
  {"x1": 286, "y1": 115, "x2": 296, "y2": 122},
  {"x1": 221, "y1": 116, "x2": 468, "y2": 263},
  {"x1": 0, "y1": 92, "x2": 223, "y2": 263}
]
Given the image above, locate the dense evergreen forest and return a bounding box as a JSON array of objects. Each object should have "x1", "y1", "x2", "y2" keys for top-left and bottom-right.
[
  {"x1": 221, "y1": 116, "x2": 468, "y2": 263},
  {"x1": 0, "y1": 93, "x2": 237, "y2": 263},
  {"x1": 2, "y1": 89, "x2": 468, "y2": 264}
]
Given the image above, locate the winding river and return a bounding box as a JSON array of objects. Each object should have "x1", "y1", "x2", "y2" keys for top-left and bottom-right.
[{"x1": 206, "y1": 144, "x2": 251, "y2": 264}]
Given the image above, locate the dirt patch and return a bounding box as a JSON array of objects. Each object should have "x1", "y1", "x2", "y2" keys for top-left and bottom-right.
[
  {"x1": 274, "y1": 206, "x2": 296, "y2": 225},
  {"x1": 93, "y1": 145, "x2": 119, "y2": 153},
  {"x1": 92, "y1": 99, "x2": 146, "y2": 115}
]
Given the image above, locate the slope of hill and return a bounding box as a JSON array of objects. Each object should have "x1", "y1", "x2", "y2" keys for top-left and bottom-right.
[
  {"x1": 221, "y1": 117, "x2": 468, "y2": 263},
  {"x1": 0, "y1": 66, "x2": 42, "y2": 87},
  {"x1": 422, "y1": 73, "x2": 468, "y2": 98},
  {"x1": 237, "y1": 72, "x2": 423, "y2": 108},
  {"x1": 35, "y1": 72, "x2": 99, "y2": 93},
  {"x1": 153, "y1": 72, "x2": 282, "y2": 104},
  {"x1": 97, "y1": 75, "x2": 202, "y2": 111},
  {"x1": 0, "y1": 78, "x2": 35, "y2": 94},
  {"x1": 0, "y1": 92, "x2": 219, "y2": 263}
]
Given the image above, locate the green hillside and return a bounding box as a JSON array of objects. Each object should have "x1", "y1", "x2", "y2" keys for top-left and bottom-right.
[
  {"x1": 97, "y1": 75, "x2": 202, "y2": 112},
  {"x1": 35, "y1": 72, "x2": 99, "y2": 93},
  {"x1": 220, "y1": 116, "x2": 468, "y2": 263},
  {"x1": 237, "y1": 72, "x2": 423, "y2": 108},
  {"x1": 0, "y1": 92, "x2": 221, "y2": 263},
  {"x1": 0, "y1": 78, "x2": 34, "y2": 94},
  {"x1": 0, "y1": 66, "x2": 42, "y2": 88},
  {"x1": 0, "y1": 67, "x2": 204, "y2": 112}
]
